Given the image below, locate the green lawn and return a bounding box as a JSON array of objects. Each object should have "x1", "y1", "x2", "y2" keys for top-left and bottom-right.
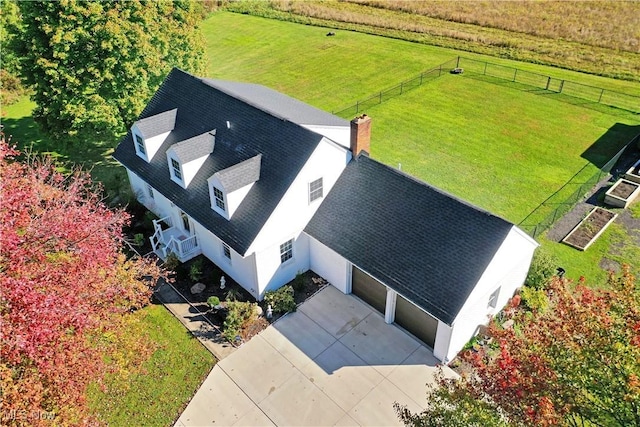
[
  {"x1": 87, "y1": 305, "x2": 215, "y2": 426},
  {"x1": 359, "y1": 73, "x2": 638, "y2": 223}
]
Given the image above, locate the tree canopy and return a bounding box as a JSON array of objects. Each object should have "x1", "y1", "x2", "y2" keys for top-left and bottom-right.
[
  {"x1": 11, "y1": 0, "x2": 206, "y2": 141},
  {"x1": 396, "y1": 268, "x2": 640, "y2": 427},
  {"x1": 0, "y1": 138, "x2": 164, "y2": 424}
]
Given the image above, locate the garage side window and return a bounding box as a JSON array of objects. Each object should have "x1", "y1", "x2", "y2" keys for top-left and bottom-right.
[{"x1": 280, "y1": 239, "x2": 293, "y2": 264}]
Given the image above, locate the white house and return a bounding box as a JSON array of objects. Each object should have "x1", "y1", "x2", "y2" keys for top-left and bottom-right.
[{"x1": 113, "y1": 68, "x2": 538, "y2": 362}]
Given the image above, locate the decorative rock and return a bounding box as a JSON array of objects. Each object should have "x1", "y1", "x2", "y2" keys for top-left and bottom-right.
[
  {"x1": 502, "y1": 319, "x2": 515, "y2": 330},
  {"x1": 254, "y1": 305, "x2": 263, "y2": 317},
  {"x1": 190, "y1": 282, "x2": 206, "y2": 294}
]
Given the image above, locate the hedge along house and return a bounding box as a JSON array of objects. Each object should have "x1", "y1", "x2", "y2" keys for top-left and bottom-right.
[{"x1": 113, "y1": 68, "x2": 538, "y2": 362}]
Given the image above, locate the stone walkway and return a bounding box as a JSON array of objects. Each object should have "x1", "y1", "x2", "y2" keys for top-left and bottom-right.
[{"x1": 154, "y1": 280, "x2": 236, "y2": 361}]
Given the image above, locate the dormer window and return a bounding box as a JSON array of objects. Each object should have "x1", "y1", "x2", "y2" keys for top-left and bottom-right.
[
  {"x1": 213, "y1": 187, "x2": 226, "y2": 211},
  {"x1": 135, "y1": 134, "x2": 146, "y2": 156},
  {"x1": 171, "y1": 158, "x2": 183, "y2": 181}
]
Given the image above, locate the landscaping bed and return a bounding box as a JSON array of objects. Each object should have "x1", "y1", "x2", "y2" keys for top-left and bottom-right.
[
  {"x1": 168, "y1": 255, "x2": 327, "y2": 343},
  {"x1": 562, "y1": 207, "x2": 617, "y2": 251}
]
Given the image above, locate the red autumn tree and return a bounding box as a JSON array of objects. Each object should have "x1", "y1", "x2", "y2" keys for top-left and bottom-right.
[
  {"x1": 396, "y1": 266, "x2": 640, "y2": 427},
  {"x1": 0, "y1": 139, "x2": 163, "y2": 425}
]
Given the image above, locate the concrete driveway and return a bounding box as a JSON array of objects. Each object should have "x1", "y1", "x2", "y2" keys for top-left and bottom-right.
[{"x1": 176, "y1": 286, "x2": 455, "y2": 426}]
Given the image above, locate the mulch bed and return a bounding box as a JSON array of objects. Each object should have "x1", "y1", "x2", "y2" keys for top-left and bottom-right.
[
  {"x1": 562, "y1": 207, "x2": 617, "y2": 250},
  {"x1": 123, "y1": 202, "x2": 327, "y2": 343},
  {"x1": 169, "y1": 256, "x2": 327, "y2": 342}
]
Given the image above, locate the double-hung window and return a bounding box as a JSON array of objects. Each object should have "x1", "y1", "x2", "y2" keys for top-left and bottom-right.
[
  {"x1": 171, "y1": 158, "x2": 182, "y2": 181},
  {"x1": 146, "y1": 183, "x2": 154, "y2": 200},
  {"x1": 213, "y1": 187, "x2": 225, "y2": 211},
  {"x1": 222, "y1": 243, "x2": 231, "y2": 260},
  {"x1": 135, "y1": 134, "x2": 146, "y2": 156},
  {"x1": 280, "y1": 239, "x2": 293, "y2": 264},
  {"x1": 309, "y1": 177, "x2": 323, "y2": 203}
]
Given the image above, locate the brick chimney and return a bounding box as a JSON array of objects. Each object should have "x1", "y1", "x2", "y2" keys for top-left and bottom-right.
[{"x1": 350, "y1": 114, "x2": 371, "y2": 157}]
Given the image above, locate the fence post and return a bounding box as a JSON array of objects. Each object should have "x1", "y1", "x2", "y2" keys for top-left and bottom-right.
[
  {"x1": 456, "y1": 56, "x2": 460, "y2": 68},
  {"x1": 420, "y1": 73, "x2": 423, "y2": 85},
  {"x1": 559, "y1": 80, "x2": 564, "y2": 93},
  {"x1": 379, "y1": 91, "x2": 382, "y2": 104},
  {"x1": 545, "y1": 76, "x2": 550, "y2": 90},
  {"x1": 598, "y1": 88, "x2": 604, "y2": 103},
  {"x1": 483, "y1": 61, "x2": 487, "y2": 75},
  {"x1": 513, "y1": 69, "x2": 517, "y2": 82}
]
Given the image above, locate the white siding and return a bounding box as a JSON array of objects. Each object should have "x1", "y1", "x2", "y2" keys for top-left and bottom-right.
[
  {"x1": 193, "y1": 220, "x2": 259, "y2": 299},
  {"x1": 441, "y1": 226, "x2": 538, "y2": 362},
  {"x1": 301, "y1": 125, "x2": 350, "y2": 149},
  {"x1": 254, "y1": 231, "x2": 310, "y2": 298},
  {"x1": 246, "y1": 137, "x2": 350, "y2": 293},
  {"x1": 307, "y1": 234, "x2": 350, "y2": 293}
]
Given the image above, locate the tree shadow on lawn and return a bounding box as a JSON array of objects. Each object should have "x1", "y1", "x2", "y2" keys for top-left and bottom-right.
[{"x1": 2, "y1": 116, "x2": 130, "y2": 202}]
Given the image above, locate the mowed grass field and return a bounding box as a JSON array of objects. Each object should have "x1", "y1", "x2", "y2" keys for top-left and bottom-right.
[{"x1": 360, "y1": 73, "x2": 639, "y2": 223}]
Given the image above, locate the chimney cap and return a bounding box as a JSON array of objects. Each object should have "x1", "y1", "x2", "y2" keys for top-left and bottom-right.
[{"x1": 352, "y1": 114, "x2": 370, "y2": 123}]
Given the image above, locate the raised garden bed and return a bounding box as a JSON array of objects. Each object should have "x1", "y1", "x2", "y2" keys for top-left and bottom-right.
[
  {"x1": 604, "y1": 178, "x2": 640, "y2": 208},
  {"x1": 622, "y1": 159, "x2": 640, "y2": 184},
  {"x1": 562, "y1": 207, "x2": 617, "y2": 251}
]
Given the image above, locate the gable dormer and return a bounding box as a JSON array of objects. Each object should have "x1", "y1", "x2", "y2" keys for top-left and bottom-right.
[
  {"x1": 208, "y1": 154, "x2": 262, "y2": 220},
  {"x1": 131, "y1": 108, "x2": 177, "y2": 161},
  {"x1": 166, "y1": 130, "x2": 216, "y2": 188}
]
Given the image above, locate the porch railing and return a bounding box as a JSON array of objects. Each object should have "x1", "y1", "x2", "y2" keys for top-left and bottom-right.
[
  {"x1": 166, "y1": 234, "x2": 199, "y2": 259},
  {"x1": 150, "y1": 215, "x2": 200, "y2": 261}
]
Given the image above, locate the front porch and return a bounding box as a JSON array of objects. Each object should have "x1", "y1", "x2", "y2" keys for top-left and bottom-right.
[{"x1": 151, "y1": 215, "x2": 201, "y2": 262}]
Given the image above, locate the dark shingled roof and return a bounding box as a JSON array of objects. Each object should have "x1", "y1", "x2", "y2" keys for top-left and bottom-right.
[
  {"x1": 305, "y1": 155, "x2": 513, "y2": 325},
  {"x1": 170, "y1": 131, "x2": 216, "y2": 164},
  {"x1": 134, "y1": 108, "x2": 177, "y2": 138},
  {"x1": 113, "y1": 68, "x2": 324, "y2": 255},
  {"x1": 213, "y1": 154, "x2": 262, "y2": 192},
  {"x1": 202, "y1": 79, "x2": 348, "y2": 128}
]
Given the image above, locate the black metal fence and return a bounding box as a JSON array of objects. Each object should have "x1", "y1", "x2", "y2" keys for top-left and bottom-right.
[
  {"x1": 332, "y1": 58, "x2": 458, "y2": 117},
  {"x1": 457, "y1": 56, "x2": 640, "y2": 113},
  {"x1": 519, "y1": 133, "x2": 640, "y2": 239}
]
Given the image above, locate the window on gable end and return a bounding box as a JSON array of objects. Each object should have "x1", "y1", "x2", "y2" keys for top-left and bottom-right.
[
  {"x1": 309, "y1": 177, "x2": 323, "y2": 203},
  {"x1": 213, "y1": 186, "x2": 226, "y2": 211},
  {"x1": 171, "y1": 158, "x2": 182, "y2": 181},
  {"x1": 222, "y1": 243, "x2": 231, "y2": 261},
  {"x1": 488, "y1": 287, "x2": 500, "y2": 309},
  {"x1": 135, "y1": 134, "x2": 146, "y2": 156},
  {"x1": 280, "y1": 239, "x2": 293, "y2": 264}
]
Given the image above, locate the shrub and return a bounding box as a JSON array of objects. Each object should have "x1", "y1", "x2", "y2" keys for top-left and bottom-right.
[
  {"x1": 292, "y1": 271, "x2": 305, "y2": 293},
  {"x1": 189, "y1": 258, "x2": 204, "y2": 282},
  {"x1": 520, "y1": 286, "x2": 549, "y2": 313},
  {"x1": 264, "y1": 285, "x2": 296, "y2": 314},
  {"x1": 225, "y1": 288, "x2": 242, "y2": 302},
  {"x1": 207, "y1": 296, "x2": 220, "y2": 308},
  {"x1": 143, "y1": 211, "x2": 158, "y2": 232},
  {"x1": 164, "y1": 253, "x2": 180, "y2": 271},
  {"x1": 133, "y1": 233, "x2": 145, "y2": 247},
  {"x1": 525, "y1": 249, "x2": 558, "y2": 290},
  {"x1": 223, "y1": 301, "x2": 257, "y2": 341}
]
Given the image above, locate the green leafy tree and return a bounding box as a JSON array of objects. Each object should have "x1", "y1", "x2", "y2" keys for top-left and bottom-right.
[
  {"x1": 397, "y1": 267, "x2": 640, "y2": 426},
  {"x1": 12, "y1": 0, "x2": 206, "y2": 141}
]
